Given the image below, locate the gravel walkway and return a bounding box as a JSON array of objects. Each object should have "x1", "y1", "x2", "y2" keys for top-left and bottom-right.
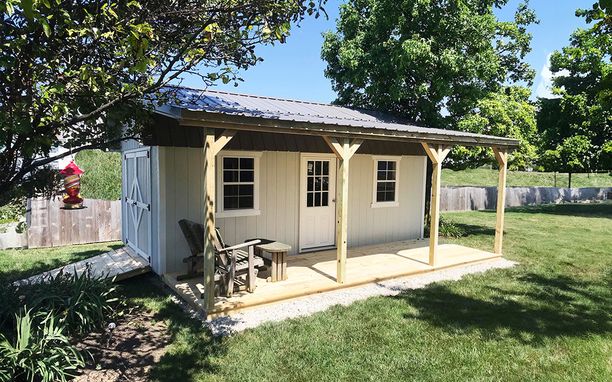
[{"x1": 207, "y1": 258, "x2": 517, "y2": 336}]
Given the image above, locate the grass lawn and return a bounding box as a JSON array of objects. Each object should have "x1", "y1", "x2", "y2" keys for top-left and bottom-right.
[
  {"x1": 116, "y1": 203, "x2": 612, "y2": 381},
  {"x1": 0, "y1": 241, "x2": 123, "y2": 283},
  {"x1": 442, "y1": 168, "x2": 611, "y2": 188}
]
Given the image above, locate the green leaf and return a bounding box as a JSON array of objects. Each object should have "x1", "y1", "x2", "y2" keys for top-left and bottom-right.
[
  {"x1": 21, "y1": 0, "x2": 33, "y2": 20},
  {"x1": 41, "y1": 19, "x2": 51, "y2": 37}
]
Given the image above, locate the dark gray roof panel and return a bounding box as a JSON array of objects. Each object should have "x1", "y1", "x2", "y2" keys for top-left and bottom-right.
[{"x1": 159, "y1": 86, "x2": 518, "y2": 146}]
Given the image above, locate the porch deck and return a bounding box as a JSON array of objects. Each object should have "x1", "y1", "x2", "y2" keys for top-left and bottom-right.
[{"x1": 163, "y1": 240, "x2": 500, "y2": 316}]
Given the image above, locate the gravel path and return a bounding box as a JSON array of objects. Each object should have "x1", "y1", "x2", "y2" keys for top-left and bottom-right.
[{"x1": 207, "y1": 258, "x2": 517, "y2": 336}]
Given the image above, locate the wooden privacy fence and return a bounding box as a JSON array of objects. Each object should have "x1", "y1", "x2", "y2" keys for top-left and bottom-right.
[
  {"x1": 441, "y1": 186, "x2": 611, "y2": 212},
  {"x1": 27, "y1": 198, "x2": 121, "y2": 248}
]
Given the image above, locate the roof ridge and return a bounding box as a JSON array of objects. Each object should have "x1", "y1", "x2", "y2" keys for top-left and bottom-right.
[{"x1": 165, "y1": 84, "x2": 339, "y2": 108}]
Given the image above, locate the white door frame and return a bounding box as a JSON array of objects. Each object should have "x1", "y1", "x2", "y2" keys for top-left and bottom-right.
[
  {"x1": 299, "y1": 153, "x2": 337, "y2": 252},
  {"x1": 123, "y1": 147, "x2": 152, "y2": 262}
]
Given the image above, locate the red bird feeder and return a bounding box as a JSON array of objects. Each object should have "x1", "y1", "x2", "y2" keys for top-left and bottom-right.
[{"x1": 59, "y1": 161, "x2": 85, "y2": 209}]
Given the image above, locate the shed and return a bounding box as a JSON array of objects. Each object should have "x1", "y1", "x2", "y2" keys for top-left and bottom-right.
[{"x1": 121, "y1": 86, "x2": 516, "y2": 314}]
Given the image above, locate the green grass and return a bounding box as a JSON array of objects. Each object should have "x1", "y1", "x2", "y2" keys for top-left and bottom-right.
[
  {"x1": 74, "y1": 149, "x2": 122, "y2": 200},
  {"x1": 0, "y1": 242, "x2": 123, "y2": 283},
  {"x1": 117, "y1": 203, "x2": 611, "y2": 381},
  {"x1": 442, "y1": 168, "x2": 612, "y2": 187}
]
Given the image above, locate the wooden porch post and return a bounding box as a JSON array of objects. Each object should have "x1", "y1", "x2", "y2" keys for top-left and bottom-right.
[
  {"x1": 493, "y1": 147, "x2": 508, "y2": 255},
  {"x1": 323, "y1": 136, "x2": 363, "y2": 284},
  {"x1": 421, "y1": 143, "x2": 451, "y2": 267},
  {"x1": 202, "y1": 129, "x2": 236, "y2": 311}
]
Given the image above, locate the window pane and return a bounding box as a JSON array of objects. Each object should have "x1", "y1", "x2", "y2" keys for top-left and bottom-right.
[
  {"x1": 307, "y1": 177, "x2": 314, "y2": 192},
  {"x1": 387, "y1": 170, "x2": 396, "y2": 181},
  {"x1": 239, "y1": 196, "x2": 254, "y2": 209},
  {"x1": 378, "y1": 161, "x2": 387, "y2": 171},
  {"x1": 376, "y1": 191, "x2": 385, "y2": 202},
  {"x1": 315, "y1": 161, "x2": 322, "y2": 175},
  {"x1": 307, "y1": 161, "x2": 314, "y2": 175},
  {"x1": 224, "y1": 196, "x2": 239, "y2": 210},
  {"x1": 387, "y1": 190, "x2": 395, "y2": 201},
  {"x1": 307, "y1": 192, "x2": 313, "y2": 207},
  {"x1": 314, "y1": 192, "x2": 321, "y2": 206},
  {"x1": 224, "y1": 185, "x2": 239, "y2": 197},
  {"x1": 315, "y1": 177, "x2": 321, "y2": 191},
  {"x1": 240, "y1": 170, "x2": 254, "y2": 182},
  {"x1": 240, "y1": 158, "x2": 254, "y2": 170},
  {"x1": 224, "y1": 157, "x2": 239, "y2": 169},
  {"x1": 322, "y1": 161, "x2": 329, "y2": 175},
  {"x1": 322, "y1": 177, "x2": 329, "y2": 191},
  {"x1": 322, "y1": 192, "x2": 328, "y2": 206},
  {"x1": 224, "y1": 170, "x2": 239, "y2": 183},
  {"x1": 387, "y1": 161, "x2": 396, "y2": 171},
  {"x1": 377, "y1": 170, "x2": 386, "y2": 181},
  {"x1": 239, "y1": 185, "x2": 253, "y2": 196}
]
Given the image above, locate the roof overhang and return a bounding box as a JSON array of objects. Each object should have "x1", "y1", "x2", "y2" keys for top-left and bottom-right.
[{"x1": 156, "y1": 108, "x2": 519, "y2": 149}]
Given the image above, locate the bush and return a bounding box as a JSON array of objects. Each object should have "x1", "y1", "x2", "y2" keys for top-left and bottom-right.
[
  {"x1": 424, "y1": 215, "x2": 465, "y2": 238},
  {"x1": 16, "y1": 266, "x2": 123, "y2": 336},
  {"x1": 0, "y1": 309, "x2": 84, "y2": 382}
]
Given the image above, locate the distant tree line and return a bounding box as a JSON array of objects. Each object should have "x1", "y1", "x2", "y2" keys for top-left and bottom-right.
[{"x1": 321, "y1": 0, "x2": 611, "y2": 181}]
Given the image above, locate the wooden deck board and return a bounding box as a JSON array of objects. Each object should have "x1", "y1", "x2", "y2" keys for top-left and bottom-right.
[{"x1": 164, "y1": 240, "x2": 500, "y2": 316}]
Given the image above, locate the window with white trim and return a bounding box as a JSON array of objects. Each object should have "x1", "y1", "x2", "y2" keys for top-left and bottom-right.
[
  {"x1": 372, "y1": 158, "x2": 400, "y2": 207},
  {"x1": 218, "y1": 152, "x2": 261, "y2": 216}
]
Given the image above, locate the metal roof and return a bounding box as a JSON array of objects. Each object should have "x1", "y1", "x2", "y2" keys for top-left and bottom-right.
[{"x1": 156, "y1": 86, "x2": 519, "y2": 148}]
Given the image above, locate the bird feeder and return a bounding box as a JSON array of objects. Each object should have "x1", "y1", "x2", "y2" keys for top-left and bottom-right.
[{"x1": 59, "y1": 160, "x2": 85, "y2": 209}]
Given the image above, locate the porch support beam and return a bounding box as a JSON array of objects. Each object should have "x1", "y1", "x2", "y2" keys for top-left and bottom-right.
[
  {"x1": 421, "y1": 142, "x2": 451, "y2": 267},
  {"x1": 323, "y1": 136, "x2": 363, "y2": 284},
  {"x1": 202, "y1": 129, "x2": 235, "y2": 311},
  {"x1": 493, "y1": 147, "x2": 508, "y2": 255}
]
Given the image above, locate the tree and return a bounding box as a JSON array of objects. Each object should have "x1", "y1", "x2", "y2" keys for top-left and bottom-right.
[
  {"x1": 321, "y1": 0, "x2": 537, "y2": 130},
  {"x1": 451, "y1": 86, "x2": 538, "y2": 170},
  {"x1": 0, "y1": 0, "x2": 325, "y2": 204},
  {"x1": 537, "y1": 1, "x2": 611, "y2": 174},
  {"x1": 540, "y1": 135, "x2": 592, "y2": 187}
]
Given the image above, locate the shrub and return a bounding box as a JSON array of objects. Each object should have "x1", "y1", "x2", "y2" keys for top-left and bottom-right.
[
  {"x1": 438, "y1": 218, "x2": 466, "y2": 238},
  {"x1": 423, "y1": 216, "x2": 465, "y2": 238},
  {"x1": 0, "y1": 309, "x2": 84, "y2": 382},
  {"x1": 18, "y1": 266, "x2": 122, "y2": 336}
]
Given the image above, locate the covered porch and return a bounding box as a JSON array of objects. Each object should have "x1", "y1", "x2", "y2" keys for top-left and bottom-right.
[
  {"x1": 164, "y1": 240, "x2": 500, "y2": 316},
  {"x1": 154, "y1": 87, "x2": 516, "y2": 316}
]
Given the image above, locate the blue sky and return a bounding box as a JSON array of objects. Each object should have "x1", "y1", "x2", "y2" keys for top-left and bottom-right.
[{"x1": 183, "y1": 0, "x2": 592, "y2": 102}]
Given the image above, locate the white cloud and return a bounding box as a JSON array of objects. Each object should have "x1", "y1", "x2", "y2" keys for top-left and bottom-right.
[{"x1": 535, "y1": 53, "x2": 569, "y2": 99}]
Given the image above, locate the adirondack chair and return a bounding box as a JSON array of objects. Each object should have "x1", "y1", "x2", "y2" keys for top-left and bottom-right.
[{"x1": 177, "y1": 219, "x2": 265, "y2": 297}]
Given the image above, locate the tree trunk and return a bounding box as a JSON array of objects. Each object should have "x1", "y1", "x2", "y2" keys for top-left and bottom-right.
[{"x1": 568, "y1": 172, "x2": 572, "y2": 188}]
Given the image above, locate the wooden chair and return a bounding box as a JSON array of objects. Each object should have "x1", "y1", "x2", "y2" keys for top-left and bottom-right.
[{"x1": 177, "y1": 219, "x2": 265, "y2": 297}]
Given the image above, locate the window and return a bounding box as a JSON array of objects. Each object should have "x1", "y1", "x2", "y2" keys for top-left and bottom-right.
[
  {"x1": 306, "y1": 160, "x2": 330, "y2": 207},
  {"x1": 372, "y1": 157, "x2": 400, "y2": 207},
  {"x1": 218, "y1": 152, "x2": 261, "y2": 217}
]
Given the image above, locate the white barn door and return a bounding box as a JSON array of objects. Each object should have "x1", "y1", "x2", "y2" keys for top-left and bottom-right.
[{"x1": 123, "y1": 148, "x2": 152, "y2": 262}]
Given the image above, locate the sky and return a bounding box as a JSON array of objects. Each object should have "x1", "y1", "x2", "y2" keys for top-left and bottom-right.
[{"x1": 182, "y1": 0, "x2": 593, "y2": 103}]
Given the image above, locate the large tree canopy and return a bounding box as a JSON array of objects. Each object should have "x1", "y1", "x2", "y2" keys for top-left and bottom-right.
[
  {"x1": 321, "y1": 0, "x2": 536, "y2": 129},
  {"x1": 537, "y1": 1, "x2": 611, "y2": 174},
  {"x1": 0, "y1": 0, "x2": 324, "y2": 203},
  {"x1": 451, "y1": 86, "x2": 537, "y2": 170}
]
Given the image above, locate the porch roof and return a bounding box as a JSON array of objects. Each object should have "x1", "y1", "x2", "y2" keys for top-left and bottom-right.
[{"x1": 155, "y1": 86, "x2": 519, "y2": 148}]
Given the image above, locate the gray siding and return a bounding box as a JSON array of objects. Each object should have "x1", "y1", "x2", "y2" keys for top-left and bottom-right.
[{"x1": 157, "y1": 147, "x2": 427, "y2": 274}]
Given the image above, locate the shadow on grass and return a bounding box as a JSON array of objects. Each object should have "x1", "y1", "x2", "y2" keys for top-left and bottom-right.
[
  {"x1": 119, "y1": 274, "x2": 227, "y2": 381},
  {"x1": 395, "y1": 272, "x2": 611, "y2": 345},
  {"x1": 0, "y1": 243, "x2": 124, "y2": 283},
  {"x1": 477, "y1": 203, "x2": 612, "y2": 218}
]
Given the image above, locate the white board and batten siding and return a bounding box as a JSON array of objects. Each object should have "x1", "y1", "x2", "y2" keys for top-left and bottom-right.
[{"x1": 155, "y1": 146, "x2": 427, "y2": 275}]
